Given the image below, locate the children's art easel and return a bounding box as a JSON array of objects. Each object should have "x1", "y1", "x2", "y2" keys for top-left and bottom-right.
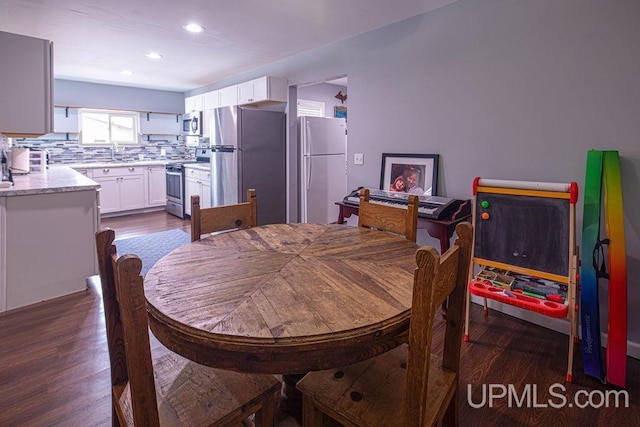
[{"x1": 463, "y1": 178, "x2": 579, "y2": 382}]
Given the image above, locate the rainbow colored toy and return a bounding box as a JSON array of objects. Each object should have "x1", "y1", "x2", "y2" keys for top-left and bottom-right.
[{"x1": 580, "y1": 150, "x2": 627, "y2": 388}]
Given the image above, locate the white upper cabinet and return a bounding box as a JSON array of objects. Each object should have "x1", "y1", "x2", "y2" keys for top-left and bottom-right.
[
  {"x1": 203, "y1": 90, "x2": 220, "y2": 111},
  {"x1": 238, "y1": 78, "x2": 265, "y2": 104},
  {"x1": 184, "y1": 94, "x2": 204, "y2": 113},
  {"x1": 237, "y1": 76, "x2": 287, "y2": 106},
  {"x1": 202, "y1": 90, "x2": 219, "y2": 137},
  {"x1": 219, "y1": 85, "x2": 238, "y2": 108},
  {"x1": 183, "y1": 76, "x2": 287, "y2": 124},
  {"x1": 0, "y1": 31, "x2": 53, "y2": 137}
]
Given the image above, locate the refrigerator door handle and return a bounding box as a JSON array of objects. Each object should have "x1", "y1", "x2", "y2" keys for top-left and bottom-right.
[
  {"x1": 305, "y1": 119, "x2": 311, "y2": 156},
  {"x1": 306, "y1": 156, "x2": 312, "y2": 190},
  {"x1": 214, "y1": 109, "x2": 223, "y2": 146}
]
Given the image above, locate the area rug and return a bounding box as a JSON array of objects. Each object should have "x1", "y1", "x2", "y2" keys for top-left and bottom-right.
[{"x1": 114, "y1": 229, "x2": 191, "y2": 276}]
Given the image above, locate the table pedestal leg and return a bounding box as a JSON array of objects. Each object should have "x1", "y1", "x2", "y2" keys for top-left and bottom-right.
[{"x1": 280, "y1": 373, "x2": 305, "y2": 422}]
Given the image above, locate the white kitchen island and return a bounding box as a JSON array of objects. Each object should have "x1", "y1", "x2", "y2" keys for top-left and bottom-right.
[{"x1": 0, "y1": 166, "x2": 99, "y2": 312}]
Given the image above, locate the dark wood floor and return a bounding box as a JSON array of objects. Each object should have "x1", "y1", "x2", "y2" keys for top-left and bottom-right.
[
  {"x1": 101, "y1": 209, "x2": 192, "y2": 239},
  {"x1": 0, "y1": 211, "x2": 638, "y2": 426}
]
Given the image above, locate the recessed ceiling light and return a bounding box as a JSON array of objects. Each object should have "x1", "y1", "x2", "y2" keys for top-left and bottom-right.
[
  {"x1": 145, "y1": 52, "x2": 163, "y2": 60},
  {"x1": 121, "y1": 70, "x2": 133, "y2": 76},
  {"x1": 184, "y1": 23, "x2": 204, "y2": 33}
]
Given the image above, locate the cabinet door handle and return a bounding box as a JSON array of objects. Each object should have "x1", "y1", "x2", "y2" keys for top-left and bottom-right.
[
  {"x1": 103, "y1": 168, "x2": 110, "y2": 173},
  {"x1": 129, "y1": 167, "x2": 135, "y2": 172}
]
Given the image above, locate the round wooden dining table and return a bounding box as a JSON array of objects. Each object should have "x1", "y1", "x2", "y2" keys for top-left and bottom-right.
[{"x1": 144, "y1": 223, "x2": 419, "y2": 415}]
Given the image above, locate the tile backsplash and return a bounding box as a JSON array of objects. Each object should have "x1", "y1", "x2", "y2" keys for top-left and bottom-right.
[{"x1": 11, "y1": 135, "x2": 197, "y2": 164}]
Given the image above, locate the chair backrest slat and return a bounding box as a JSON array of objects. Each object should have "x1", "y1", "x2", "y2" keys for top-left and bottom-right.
[
  {"x1": 115, "y1": 255, "x2": 159, "y2": 426},
  {"x1": 442, "y1": 222, "x2": 474, "y2": 373},
  {"x1": 96, "y1": 229, "x2": 160, "y2": 427},
  {"x1": 191, "y1": 189, "x2": 257, "y2": 241},
  {"x1": 403, "y1": 222, "x2": 473, "y2": 425},
  {"x1": 357, "y1": 188, "x2": 419, "y2": 242},
  {"x1": 95, "y1": 229, "x2": 128, "y2": 425}
]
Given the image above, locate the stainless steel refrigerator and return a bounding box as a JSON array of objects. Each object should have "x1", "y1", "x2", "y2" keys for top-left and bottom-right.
[
  {"x1": 209, "y1": 106, "x2": 286, "y2": 225},
  {"x1": 299, "y1": 116, "x2": 347, "y2": 223}
]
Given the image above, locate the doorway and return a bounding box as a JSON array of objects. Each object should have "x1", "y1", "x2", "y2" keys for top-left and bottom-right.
[{"x1": 296, "y1": 76, "x2": 348, "y2": 224}]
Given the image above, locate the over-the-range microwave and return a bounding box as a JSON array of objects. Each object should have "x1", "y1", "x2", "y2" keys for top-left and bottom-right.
[{"x1": 183, "y1": 111, "x2": 203, "y2": 137}]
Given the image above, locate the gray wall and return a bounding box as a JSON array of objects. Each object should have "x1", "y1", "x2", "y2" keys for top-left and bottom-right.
[
  {"x1": 21, "y1": 80, "x2": 192, "y2": 163},
  {"x1": 55, "y1": 80, "x2": 183, "y2": 113},
  {"x1": 190, "y1": 0, "x2": 640, "y2": 352},
  {"x1": 297, "y1": 83, "x2": 348, "y2": 118}
]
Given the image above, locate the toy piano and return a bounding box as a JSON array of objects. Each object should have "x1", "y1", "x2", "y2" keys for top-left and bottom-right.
[{"x1": 343, "y1": 188, "x2": 464, "y2": 220}]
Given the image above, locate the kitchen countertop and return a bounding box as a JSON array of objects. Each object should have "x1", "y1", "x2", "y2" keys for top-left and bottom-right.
[
  {"x1": 0, "y1": 166, "x2": 100, "y2": 197},
  {"x1": 62, "y1": 159, "x2": 176, "y2": 169}
]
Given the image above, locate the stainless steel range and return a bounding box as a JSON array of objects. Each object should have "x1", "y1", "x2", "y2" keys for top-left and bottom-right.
[
  {"x1": 165, "y1": 149, "x2": 212, "y2": 219},
  {"x1": 165, "y1": 163, "x2": 185, "y2": 218}
]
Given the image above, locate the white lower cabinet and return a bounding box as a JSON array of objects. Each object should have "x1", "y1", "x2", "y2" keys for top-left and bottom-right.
[
  {"x1": 1, "y1": 188, "x2": 98, "y2": 312},
  {"x1": 201, "y1": 180, "x2": 211, "y2": 209},
  {"x1": 145, "y1": 165, "x2": 166, "y2": 207},
  {"x1": 184, "y1": 166, "x2": 211, "y2": 216},
  {"x1": 185, "y1": 177, "x2": 197, "y2": 216},
  {"x1": 119, "y1": 174, "x2": 145, "y2": 211},
  {"x1": 92, "y1": 166, "x2": 145, "y2": 214},
  {"x1": 95, "y1": 175, "x2": 120, "y2": 213}
]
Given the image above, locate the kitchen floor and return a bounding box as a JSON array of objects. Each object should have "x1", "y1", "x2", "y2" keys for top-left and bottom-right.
[{"x1": 0, "y1": 211, "x2": 638, "y2": 426}]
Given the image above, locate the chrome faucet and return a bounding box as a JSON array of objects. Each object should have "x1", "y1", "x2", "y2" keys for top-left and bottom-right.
[
  {"x1": 111, "y1": 142, "x2": 124, "y2": 161},
  {"x1": 1, "y1": 149, "x2": 9, "y2": 181}
]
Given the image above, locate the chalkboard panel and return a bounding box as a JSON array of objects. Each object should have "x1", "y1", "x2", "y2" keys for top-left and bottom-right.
[{"x1": 474, "y1": 193, "x2": 570, "y2": 277}]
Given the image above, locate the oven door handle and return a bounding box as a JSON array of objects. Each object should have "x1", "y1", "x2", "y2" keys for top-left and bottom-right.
[{"x1": 166, "y1": 171, "x2": 182, "y2": 177}]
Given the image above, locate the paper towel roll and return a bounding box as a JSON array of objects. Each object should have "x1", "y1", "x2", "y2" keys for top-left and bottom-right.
[{"x1": 11, "y1": 147, "x2": 30, "y2": 174}]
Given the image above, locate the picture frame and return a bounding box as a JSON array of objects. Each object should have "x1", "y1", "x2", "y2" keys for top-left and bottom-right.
[
  {"x1": 334, "y1": 106, "x2": 347, "y2": 120},
  {"x1": 380, "y1": 153, "x2": 439, "y2": 196}
]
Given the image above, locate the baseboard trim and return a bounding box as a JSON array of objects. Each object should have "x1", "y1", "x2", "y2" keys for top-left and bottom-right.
[
  {"x1": 100, "y1": 205, "x2": 166, "y2": 218},
  {"x1": 469, "y1": 296, "x2": 639, "y2": 360}
]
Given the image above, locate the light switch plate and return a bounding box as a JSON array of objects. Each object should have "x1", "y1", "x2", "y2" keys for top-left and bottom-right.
[
  {"x1": 160, "y1": 148, "x2": 167, "y2": 156},
  {"x1": 354, "y1": 153, "x2": 364, "y2": 165}
]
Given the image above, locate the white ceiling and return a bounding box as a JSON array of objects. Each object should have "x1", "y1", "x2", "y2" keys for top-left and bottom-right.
[{"x1": 0, "y1": 0, "x2": 457, "y2": 92}]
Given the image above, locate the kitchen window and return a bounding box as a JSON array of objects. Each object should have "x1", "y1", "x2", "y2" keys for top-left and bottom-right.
[
  {"x1": 297, "y1": 99, "x2": 325, "y2": 117},
  {"x1": 79, "y1": 109, "x2": 140, "y2": 146}
]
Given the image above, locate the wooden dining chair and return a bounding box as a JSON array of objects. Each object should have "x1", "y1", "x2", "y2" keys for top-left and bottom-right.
[
  {"x1": 297, "y1": 222, "x2": 473, "y2": 427},
  {"x1": 357, "y1": 188, "x2": 419, "y2": 242},
  {"x1": 95, "y1": 228, "x2": 281, "y2": 427},
  {"x1": 191, "y1": 189, "x2": 258, "y2": 241}
]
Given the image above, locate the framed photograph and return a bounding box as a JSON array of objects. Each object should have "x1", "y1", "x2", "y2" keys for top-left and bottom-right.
[
  {"x1": 380, "y1": 153, "x2": 439, "y2": 196},
  {"x1": 334, "y1": 106, "x2": 347, "y2": 120}
]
